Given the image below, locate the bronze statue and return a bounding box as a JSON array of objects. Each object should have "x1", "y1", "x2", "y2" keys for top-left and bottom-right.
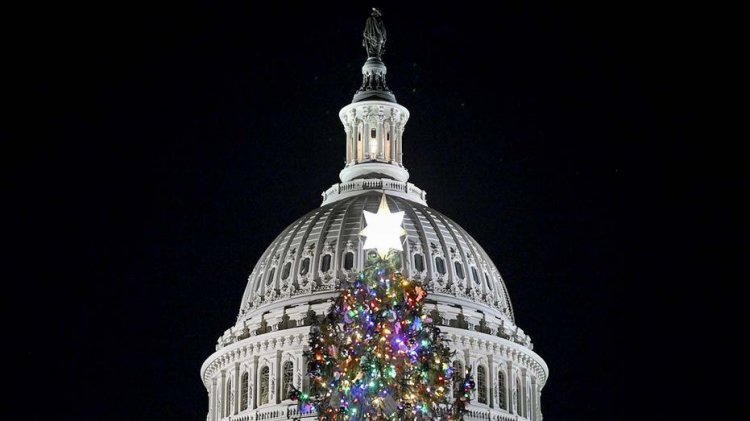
[{"x1": 363, "y1": 8, "x2": 386, "y2": 58}]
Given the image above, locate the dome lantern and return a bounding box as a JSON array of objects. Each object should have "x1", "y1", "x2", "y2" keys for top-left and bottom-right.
[{"x1": 338, "y1": 9, "x2": 412, "y2": 185}]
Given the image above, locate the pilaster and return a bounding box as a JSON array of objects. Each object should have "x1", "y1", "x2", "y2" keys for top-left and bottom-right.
[
  {"x1": 232, "y1": 362, "x2": 240, "y2": 415},
  {"x1": 210, "y1": 378, "x2": 217, "y2": 421},
  {"x1": 219, "y1": 370, "x2": 226, "y2": 418},
  {"x1": 250, "y1": 356, "x2": 258, "y2": 409}
]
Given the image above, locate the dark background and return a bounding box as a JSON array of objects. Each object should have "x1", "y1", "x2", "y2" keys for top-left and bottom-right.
[{"x1": 7, "y1": 1, "x2": 712, "y2": 420}]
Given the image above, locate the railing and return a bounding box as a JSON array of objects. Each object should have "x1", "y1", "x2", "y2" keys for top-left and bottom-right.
[
  {"x1": 225, "y1": 405, "x2": 317, "y2": 421},
  {"x1": 225, "y1": 414, "x2": 251, "y2": 421},
  {"x1": 490, "y1": 411, "x2": 521, "y2": 421},
  {"x1": 225, "y1": 406, "x2": 524, "y2": 421},
  {"x1": 466, "y1": 409, "x2": 527, "y2": 421},
  {"x1": 427, "y1": 406, "x2": 525, "y2": 421},
  {"x1": 321, "y1": 178, "x2": 427, "y2": 205}
]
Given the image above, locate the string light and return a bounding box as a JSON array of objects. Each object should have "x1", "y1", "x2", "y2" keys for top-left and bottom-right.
[{"x1": 289, "y1": 251, "x2": 475, "y2": 420}]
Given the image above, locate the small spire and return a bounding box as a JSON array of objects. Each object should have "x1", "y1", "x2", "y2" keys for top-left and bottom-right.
[{"x1": 353, "y1": 8, "x2": 396, "y2": 103}]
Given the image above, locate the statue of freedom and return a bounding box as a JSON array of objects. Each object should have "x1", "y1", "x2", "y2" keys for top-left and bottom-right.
[{"x1": 363, "y1": 8, "x2": 386, "y2": 58}]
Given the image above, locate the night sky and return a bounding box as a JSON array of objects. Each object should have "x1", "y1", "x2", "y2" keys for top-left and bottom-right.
[{"x1": 9, "y1": 1, "x2": 707, "y2": 420}]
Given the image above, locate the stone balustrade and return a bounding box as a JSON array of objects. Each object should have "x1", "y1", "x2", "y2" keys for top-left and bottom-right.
[
  {"x1": 223, "y1": 405, "x2": 531, "y2": 421},
  {"x1": 321, "y1": 177, "x2": 427, "y2": 205}
]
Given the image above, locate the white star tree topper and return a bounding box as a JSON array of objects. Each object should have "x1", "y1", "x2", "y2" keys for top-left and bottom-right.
[{"x1": 360, "y1": 194, "x2": 407, "y2": 258}]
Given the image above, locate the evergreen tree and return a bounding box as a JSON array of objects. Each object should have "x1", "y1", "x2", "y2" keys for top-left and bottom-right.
[{"x1": 291, "y1": 252, "x2": 474, "y2": 420}]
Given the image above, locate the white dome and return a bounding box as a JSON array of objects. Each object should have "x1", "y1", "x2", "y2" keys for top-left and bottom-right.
[
  {"x1": 204, "y1": 186, "x2": 548, "y2": 419},
  {"x1": 237, "y1": 191, "x2": 517, "y2": 327}
]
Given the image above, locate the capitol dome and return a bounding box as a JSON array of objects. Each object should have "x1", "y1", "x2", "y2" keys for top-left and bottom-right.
[
  {"x1": 201, "y1": 11, "x2": 547, "y2": 421},
  {"x1": 236, "y1": 192, "x2": 517, "y2": 329}
]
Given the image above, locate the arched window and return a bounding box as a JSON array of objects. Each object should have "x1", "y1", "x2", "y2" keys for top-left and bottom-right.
[
  {"x1": 226, "y1": 377, "x2": 233, "y2": 416},
  {"x1": 240, "y1": 371, "x2": 249, "y2": 411},
  {"x1": 343, "y1": 252, "x2": 354, "y2": 270},
  {"x1": 281, "y1": 262, "x2": 291, "y2": 280},
  {"x1": 454, "y1": 261, "x2": 465, "y2": 279},
  {"x1": 435, "y1": 256, "x2": 446, "y2": 275},
  {"x1": 299, "y1": 257, "x2": 310, "y2": 276},
  {"x1": 485, "y1": 272, "x2": 493, "y2": 290},
  {"x1": 266, "y1": 268, "x2": 275, "y2": 286},
  {"x1": 515, "y1": 377, "x2": 522, "y2": 415},
  {"x1": 497, "y1": 370, "x2": 507, "y2": 410},
  {"x1": 452, "y1": 360, "x2": 464, "y2": 398},
  {"x1": 281, "y1": 361, "x2": 294, "y2": 400},
  {"x1": 414, "y1": 253, "x2": 425, "y2": 272},
  {"x1": 259, "y1": 366, "x2": 270, "y2": 405},
  {"x1": 477, "y1": 365, "x2": 487, "y2": 404},
  {"x1": 471, "y1": 267, "x2": 480, "y2": 284},
  {"x1": 320, "y1": 254, "x2": 332, "y2": 272}
]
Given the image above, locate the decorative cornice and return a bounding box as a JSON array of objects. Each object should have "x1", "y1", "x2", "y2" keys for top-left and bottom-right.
[{"x1": 202, "y1": 324, "x2": 547, "y2": 391}]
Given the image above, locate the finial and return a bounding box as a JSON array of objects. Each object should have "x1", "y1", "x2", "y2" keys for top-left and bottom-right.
[{"x1": 363, "y1": 8, "x2": 387, "y2": 59}]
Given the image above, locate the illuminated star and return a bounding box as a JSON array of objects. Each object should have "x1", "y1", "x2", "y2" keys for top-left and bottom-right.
[{"x1": 360, "y1": 194, "x2": 406, "y2": 258}]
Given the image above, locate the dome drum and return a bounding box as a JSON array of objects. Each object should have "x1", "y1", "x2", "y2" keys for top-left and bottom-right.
[
  {"x1": 201, "y1": 324, "x2": 546, "y2": 421},
  {"x1": 338, "y1": 101, "x2": 409, "y2": 183}
]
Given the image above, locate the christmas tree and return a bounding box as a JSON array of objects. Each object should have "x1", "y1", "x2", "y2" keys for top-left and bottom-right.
[{"x1": 290, "y1": 195, "x2": 474, "y2": 420}]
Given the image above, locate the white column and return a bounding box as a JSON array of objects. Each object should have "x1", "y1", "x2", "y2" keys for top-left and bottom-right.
[
  {"x1": 471, "y1": 353, "x2": 480, "y2": 403},
  {"x1": 397, "y1": 126, "x2": 403, "y2": 162},
  {"x1": 210, "y1": 378, "x2": 218, "y2": 421},
  {"x1": 523, "y1": 368, "x2": 530, "y2": 418},
  {"x1": 206, "y1": 384, "x2": 211, "y2": 421},
  {"x1": 357, "y1": 122, "x2": 365, "y2": 162},
  {"x1": 250, "y1": 356, "x2": 258, "y2": 409},
  {"x1": 272, "y1": 350, "x2": 281, "y2": 404},
  {"x1": 249, "y1": 363, "x2": 254, "y2": 411},
  {"x1": 345, "y1": 126, "x2": 352, "y2": 162},
  {"x1": 219, "y1": 370, "x2": 226, "y2": 419},
  {"x1": 467, "y1": 353, "x2": 476, "y2": 402},
  {"x1": 537, "y1": 387, "x2": 543, "y2": 421},
  {"x1": 232, "y1": 363, "x2": 240, "y2": 415},
  {"x1": 352, "y1": 122, "x2": 358, "y2": 163},
  {"x1": 378, "y1": 119, "x2": 385, "y2": 160},
  {"x1": 530, "y1": 377, "x2": 537, "y2": 421},
  {"x1": 296, "y1": 346, "x2": 304, "y2": 391},
  {"x1": 363, "y1": 121, "x2": 370, "y2": 159},
  {"x1": 388, "y1": 119, "x2": 398, "y2": 162},
  {"x1": 488, "y1": 355, "x2": 496, "y2": 409},
  {"x1": 506, "y1": 361, "x2": 516, "y2": 415},
  {"x1": 462, "y1": 347, "x2": 472, "y2": 401},
  {"x1": 525, "y1": 369, "x2": 532, "y2": 419}
]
